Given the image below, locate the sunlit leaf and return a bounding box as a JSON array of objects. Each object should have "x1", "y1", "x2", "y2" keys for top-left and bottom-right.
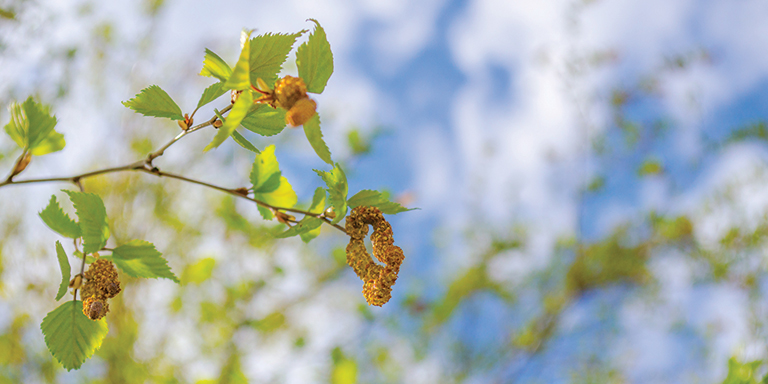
[
  {"x1": 40, "y1": 301, "x2": 108, "y2": 371},
  {"x1": 3, "y1": 97, "x2": 63, "y2": 154},
  {"x1": 275, "y1": 216, "x2": 323, "y2": 239},
  {"x1": 196, "y1": 82, "x2": 228, "y2": 110},
  {"x1": 315, "y1": 163, "x2": 348, "y2": 224},
  {"x1": 54, "y1": 241, "x2": 70, "y2": 301},
  {"x1": 231, "y1": 130, "x2": 260, "y2": 153},
  {"x1": 63, "y1": 191, "x2": 109, "y2": 254},
  {"x1": 222, "y1": 31, "x2": 251, "y2": 90},
  {"x1": 347, "y1": 189, "x2": 414, "y2": 214},
  {"x1": 303, "y1": 113, "x2": 332, "y2": 164},
  {"x1": 204, "y1": 90, "x2": 253, "y2": 151},
  {"x1": 240, "y1": 104, "x2": 286, "y2": 136},
  {"x1": 255, "y1": 176, "x2": 298, "y2": 220},
  {"x1": 181, "y1": 258, "x2": 216, "y2": 285},
  {"x1": 39, "y1": 195, "x2": 81, "y2": 239},
  {"x1": 301, "y1": 187, "x2": 326, "y2": 243},
  {"x1": 110, "y1": 240, "x2": 179, "y2": 282},
  {"x1": 122, "y1": 85, "x2": 184, "y2": 121},
  {"x1": 200, "y1": 48, "x2": 232, "y2": 82},
  {"x1": 250, "y1": 144, "x2": 281, "y2": 193},
  {"x1": 249, "y1": 31, "x2": 305, "y2": 87},
  {"x1": 296, "y1": 19, "x2": 334, "y2": 94}
]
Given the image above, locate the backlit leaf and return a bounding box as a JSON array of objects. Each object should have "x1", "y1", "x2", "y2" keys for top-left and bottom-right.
[
  {"x1": 254, "y1": 176, "x2": 298, "y2": 220},
  {"x1": 39, "y1": 195, "x2": 81, "y2": 239},
  {"x1": 240, "y1": 104, "x2": 286, "y2": 136},
  {"x1": 40, "y1": 300, "x2": 108, "y2": 371},
  {"x1": 223, "y1": 31, "x2": 251, "y2": 90},
  {"x1": 301, "y1": 187, "x2": 326, "y2": 243},
  {"x1": 54, "y1": 241, "x2": 70, "y2": 301},
  {"x1": 231, "y1": 130, "x2": 260, "y2": 153},
  {"x1": 3, "y1": 97, "x2": 63, "y2": 154},
  {"x1": 315, "y1": 163, "x2": 347, "y2": 224},
  {"x1": 200, "y1": 48, "x2": 232, "y2": 82},
  {"x1": 204, "y1": 90, "x2": 253, "y2": 151},
  {"x1": 275, "y1": 216, "x2": 323, "y2": 239},
  {"x1": 347, "y1": 189, "x2": 414, "y2": 214},
  {"x1": 249, "y1": 31, "x2": 305, "y2": 87},
  {"x1": 110, "y1": 240, "x2": 179, "y2": 282},
  {"x1": 63, "y1": 191, "x2": 109, "y2": 254},
  {"x1": 296, "y1": 19, "x2": 334, "y2": 94},
  {"x1": 303, "y1": 113, "x2": 332, "y2": 164},
  {"x1": 122, "y1": 85, "x2": 183, "y2": 121},
  {"x1": 250, "y1": 144, "x2": 281, "y2": 193},
  {"x1": 196, "y1": 82, "x2": 228, "y2": 110}
]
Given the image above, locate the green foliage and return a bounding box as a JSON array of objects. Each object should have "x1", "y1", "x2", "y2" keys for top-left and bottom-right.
[
  {"x1": 249, "y1": 31, "x2": 305, "y2": 86},
  {"x1": 39, "y1": 195, "x2": 81, "y2": 239},
  {"x1": 301, "y1": 187, "x2": 327, "y2": 242},
  {"x1": 297, "y1": 19, "x2": 334, "y2": 94},
  {"x1": 40, "y1": 301, "x2": 109, "y2": 371},
  {"x1": 347, "y1": 189, "x2": 413, "y2": 214},
  {"x1": 196, "y1": 82, "x2": 227, "y2": 110},
  {"x1": 199, "y1": 48, "x2": 232, "y2": 82},
  {"x1": 181, "y1": 258, "x2": 216, "y2": 285},
  {"x1": 204, "y1": 90, "x2": 253, "y2": 151},
  {"x1": 331, "y1": 347, "x2": 358, "y2": 384},
  {"x1": 275, "y1": 216, "x2": 323, "y2": 239},
  {"x1": 240, "y1": 104, "x2": 286, "y2": 136},
  {"x1": 63, "y1": 190, "x2": 110, "y2": 254},
  {"x1": 222, "y1": 31, "x2": 252, "y2": 90},
  {"x1": 315, "y1": 163, "x2": 348, "y2": 224},
  {"x1": 637, "y1": 157, "x2": 663, "y2": 176},
  {"x1": 721, "y1": 357, "x2": 768, "y2": 384},
  {"x1": 122, "y1": 85, "x2": 184, "y2": 121},
  {"x1": 3, "y1": 96, "x2": 64, "y2": 155},
  {"x1": 230, "y1": 130, "x2": 260, "y2": 153},
  {"x1": 108, "y1": 240, "x2": 179, "y2": 282},
  {"x1": 726, "y1": 121, "x2": 768, "y2": 144},
  {"x1": 251, "y1": 145, "x2": 297, "y2": 219},
  {"x1": 54, "y1": 241, "x2": 70, "y2": 301},
  {"x1": 303, "y1": 113, "x2": 333, "y2": 164}
]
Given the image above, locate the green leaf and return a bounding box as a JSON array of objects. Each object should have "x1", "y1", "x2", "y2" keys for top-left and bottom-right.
[
  {"x1": 181, "y1": 257, "x2": 216, "y2": 285},
  {"x1": 200, "y1": 48, "x2": 232, "y2": 82},
  {"x1": 40, "y1": 300, "x2": 108, "y2": 371},
  {"x1": 196, "y1": 82, "x2": 228, "y2": 110},
  {"x1": 54, "y1": 241, "x2": 71, "y2": 301},
  {"x1": 249, "y1": 31, "x2": 305, "y2": 87},
  {"x1": 204, "y1": 90, "x2": 253, "y2": 151},
  {"x1": 30, "y1": 131, "x2": 65, "y2": 156},
  {"x1": 254, "y1": 177, "x2": 298, "y2": 220},
  {"x1": 303, "y1": 113, "x2": 332, "y2": 164},
  {"x1": 4, "y1": 97, "x2": 63, "y2": 154},
  {"x1": 122, "y1": 85, "x2": 184, "y2": 121},
  {"x1": 250, "y1": 144, "x2": 282, "y2": 193},
  {"x1": 223, "y1": 31, "x2": 252, "y2": 90},
  {"x1": 40, "y1": 195, "x2": 82, "y2": 239},
  {"x1": 231, "y1": 130, "x2": 260, "y2": 153},
  {"x1": 296, "y1": 19, "x2": 334, "y2": 94},
  {"x1": 347, "y1": 189, "x2": 414, "y2": 214},
  {"x1": 240, "y1": 104, "x2": 286, "y2": 136},
  {"x1": 315, "y1": 163, "x2": 348, "y2": 224},
  {"x1": 63, "y1": 191, "x2": 109, "y2": 254},
  {"x1": 275, "y1": 216, "x2": 323, "y2": 239},
  {"x1": 638, "y1": 158, "x2": 664, "y2": 176},
  {"x1": 300, "y1": 187, "x2": 326, "y2": 243},
  {"x1": 110, "y1": 240, "x2": 179, "y2": 282}
]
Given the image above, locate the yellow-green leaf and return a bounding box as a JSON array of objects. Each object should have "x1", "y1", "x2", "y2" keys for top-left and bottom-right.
[
  {"x1": 122, "y1": 85, "x2": 184, "y2": 121},
  {"x1": 249, "y1": 31, "x2": 305, "y2": 87},
  {"x1": 296, "y1": 19, "x2": 334, "y2": 94},
  {"x1": 255, "y1": 176, "x2": 297, "y2": 220},
  {"x1": 54, "y1": 241, "x2": 70, "y2": 301},
  {"x1": 40, "y1": 301, "x2": 108, "y2": 371},
  {"x1": 250, "y1": 144, "x2": 281, "y2": 193},
  {"x1": 110, "y1": 240, "x2": 179, "y2": 282},
  {"x1": 303, "y1": 113, "x2": 332, "y2": 164},
  {"x1": 204, "y1": 90, "x2": 253, "y2": 151},
  {"x1": 240, "y1": 104, "x2": 286, "y2": 137},
  {"x1": 63, "y1": 190, "x2": 109, "y2": 254},
  {"x1": 222, "y1": 31, "x2": 251, "y2": 90},
  {"x1": 200, "y1": 48, "x2": 232, "y2": 82},
  {"x1": 39, "y1": 195, "x2": 81, "y2": 239}
]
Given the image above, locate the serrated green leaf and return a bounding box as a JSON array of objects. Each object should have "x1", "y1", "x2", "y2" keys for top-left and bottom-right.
[
  {"x1": 276, "y1": 216, "x2": 323, "y2": 239},
  {"x1": 63, "y1": 191, "x2": 109, "y2": 254},
  {"x1": 315, "y1": 163, "x2": 347, "y2": 224},
  {"x1": 231, "y1": 130, "x2": 260, "y2": 153},
  {"x1": 110, "y1": 240, "x2": 179, "y2": 282},
  {"x1": 41, "y1": 300, "x2": 108, "y2": 371},
  {"x1": 40, "y1": 195, "x2": 81, "y2": 238},
  {"x1": 303, "y1": 113, "x2": 332, "y2": 164},
  {"x1": 204, "y1": 90, "x2": 253, "y2": 152},
  {"x1": 30, "y1": 131, "x2": 65, "y2": 156},
  {"x1": 249, "y1": 31, "x2": 305, "y2": 87},
  {"x1": 200, "y1": 48, "x2": 232, "y2": 82},
  {"x1": 4, "y1": 97, "x2": 63, "y2": 154},
  {"x1": 223, "y1": 31, "x2": 251, "y2": 90},
  {"x1": 196, "y1": 82, "x2": 228, "y2": 110},
  {"x1": 240, "y1": 104, "x2": 286, "y2": 136},
  {"x1": 347, "y1": 189, "x2": 413, "y2": 214},
  {"x1": 250, "y1": 144, "x2": 282, "y2": 193},
  {"x1": 300, "y1": 188, "x2": 326, "y2": 243},
  {"x1": 122, "y1": 85, "x2": 184, "y2": 121},
  {"x1": 54, "y1": 241, "x2": 70, "y2": 301},
  {"x1": 255, "y1": 177, "x2": 298, "y2": 220},
  {"x1": 296, "y1": 19, "x2": 334, "y2": 94}
]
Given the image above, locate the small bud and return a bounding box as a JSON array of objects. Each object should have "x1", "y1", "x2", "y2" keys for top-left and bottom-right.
[
  {"x1": 324, "y1": 207, "x2": 336, "y2": 219},
  {"x1": 177, "y1": 120, "x2": 189, "y2": 130},
  {"x1": 213, "y1": 120, "x2": 223, "y2": 128},
  {"x1": 68, "y1": 274, "x2": 83, "y2": 290},
  {"x1": 275, "y1": 211, "x2": 295, "y2": 225},
  {"x1": 233, "y1": 187, "x2": 249, "y2": 196},
  {"x1": 10, "y1": 152, "x2": 32, "y2": 178}
]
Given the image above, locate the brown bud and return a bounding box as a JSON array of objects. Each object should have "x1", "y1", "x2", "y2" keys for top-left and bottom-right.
[
  {"x1": 233, "y1": 187, "x2": 249, "y2": 196},
  {"x1": 213, "y1": 120, "x2": 223, "y2": 128},
  {"x1": 324, "y1": 207, "x2": 336, "y2": 219},
  {"x1": 68, "y1": 274, "x2": 83, "y2": 290},
  {"x1": 177, "y1": 119, "x2": 189, "y2": 130},
  {"x1": 275, "y1": 211, "x2": 296, "y2": 225},
  {"x1": 10, "y1": 152, "x2": 32, "y2": 178}
]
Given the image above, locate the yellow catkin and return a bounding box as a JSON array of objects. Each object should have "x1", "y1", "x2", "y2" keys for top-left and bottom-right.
[
  {"x1": 80, "y1": 259, "x2": 121, "y2": 320},
  {"x1": 345, "y1": 206, "x2": 405, "y2": 306}
]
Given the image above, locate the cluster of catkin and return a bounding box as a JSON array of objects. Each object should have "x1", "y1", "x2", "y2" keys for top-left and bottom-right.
[
  {"x1": 80, "y1": 259, "x2": 122, "y2": 320},
  {"x1": 345, "y1": 206, "x2": 405, "y2": 306}
]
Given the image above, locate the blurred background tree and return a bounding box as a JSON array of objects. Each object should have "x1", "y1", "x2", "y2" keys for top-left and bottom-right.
[{"x1": 2, "y1": 0, "x2": 768, "y2": 383}]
